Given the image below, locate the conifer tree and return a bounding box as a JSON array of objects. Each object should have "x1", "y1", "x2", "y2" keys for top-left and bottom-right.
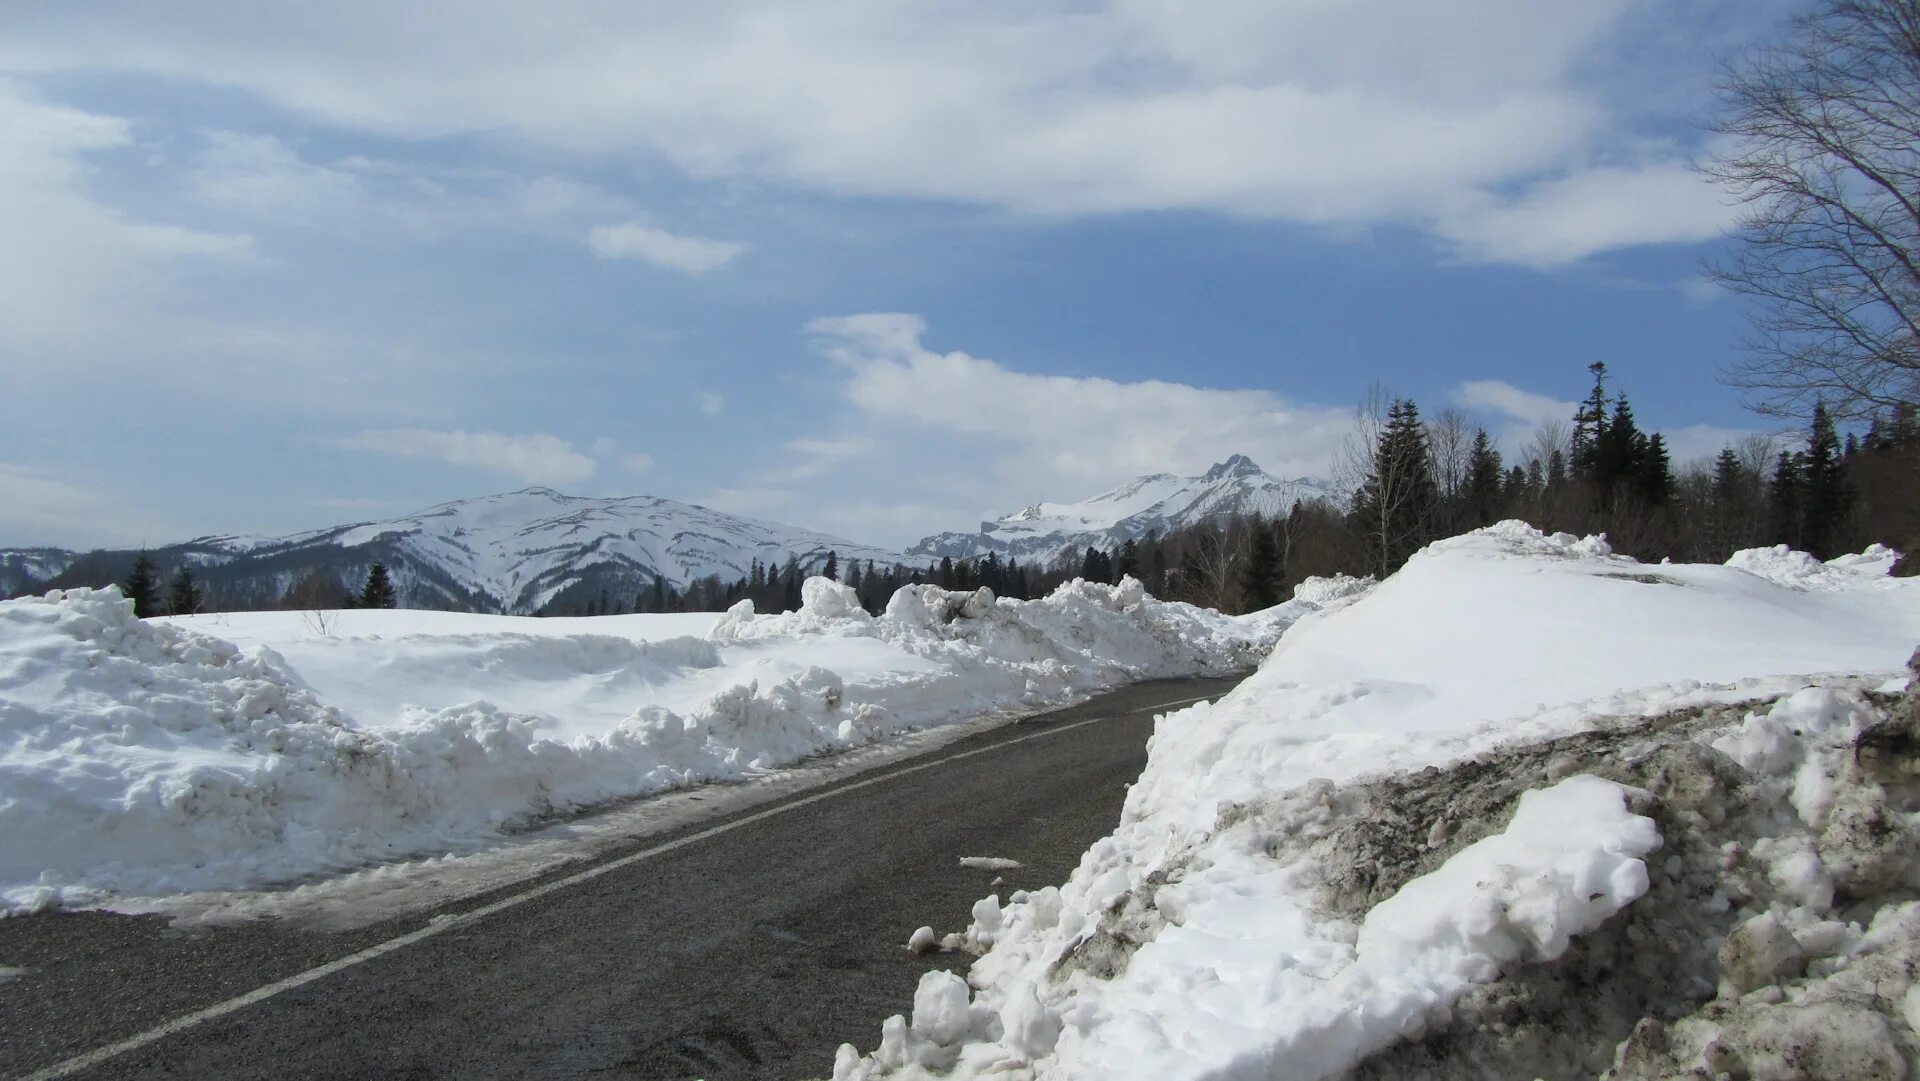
[
  {"x1": 167, "y1": 565, "x2": 203, "y2": 616},
  {"x1": 1350, "y1": 398, "x2": 1438, "y2": 576},
  {"x1": 1800, "y1": 402, "x2": 1855, "y2": 558},
  {"x1": 653, "y1": 575, "x2": 667, "y2": 613},
  {"x1": 1238, "y1": 518, "x2": 1283, "y2": 611},
  {"x1": 122, "y1": 554, "x2": 160, "y2": 618},
  {"x1": 1116, "y1": 539, "x2": 1139, "y2": 581},
  {"x1": 1464, "y1": 428, "x2": 1504, "y2": 526},
  {"x1": 1570, "y1": 362, "x2": 1610, "y2": 478},
  {"x1": 1636, "y1": 432, "x2": 1674, "y2": 506},
  {"x1": 1769, "y1": 451, "x2": 1804, "y2": 548},
  {"x1": 359, "y1": 563, "x2": 397, "y2": 609},
  {"x1": 823, "y1": 550, "x2": 839, "y2": 581}
]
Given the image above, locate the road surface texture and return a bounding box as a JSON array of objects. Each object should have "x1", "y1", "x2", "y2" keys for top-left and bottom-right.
[{"x1": 0, "y1": 673, "x2": 1246, "y2": 1081}]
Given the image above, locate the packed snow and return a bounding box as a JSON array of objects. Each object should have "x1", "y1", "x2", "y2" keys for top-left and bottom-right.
[
  {"x1": 0, "y1": 576, "x2": 1288, "y2": 913},
  {"x1": 834, "y1": 522, "x2": 1920, "y2": 1081}
]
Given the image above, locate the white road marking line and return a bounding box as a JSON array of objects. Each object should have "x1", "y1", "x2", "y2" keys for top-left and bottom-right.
[{"x1": 17, "y1": 691, "x2": 1215, "y2": 1081}]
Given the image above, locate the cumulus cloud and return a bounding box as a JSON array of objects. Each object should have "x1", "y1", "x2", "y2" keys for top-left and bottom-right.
[
  {"x1": 337, "y1": 429, "x2": 596, "y2": 486},
  {"x1": 2, "y1": 1, "x2": 1767, "y2": 265},
  {"x1": 807, "y1": 313, "x2": 1353, "y2": 491},
  {"x1": 587, "y1": 222, "x2": 746, "y2": 273}
]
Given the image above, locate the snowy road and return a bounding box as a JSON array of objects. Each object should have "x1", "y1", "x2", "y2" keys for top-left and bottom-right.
[{"x1": 0, "y1": 673, "x2": 1245, "y2": 1081}]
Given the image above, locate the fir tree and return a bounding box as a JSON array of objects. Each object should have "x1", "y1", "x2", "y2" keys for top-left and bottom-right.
[
  {"x1": 1800, "y1": 402, "x2": 1854, "y2": 558},
  {"x1": 167, "y1": 565, "x2": 203, "y2": 616},
  {"x1": 1636, "y1": 432, "x2": 1674, "y2": 506},
  {"x1": 122, "y1": 554, "x2": 160, "y2": 618},
  {"x1": 1768, "y1": 451, "x2": 1804, "y2": 549},
  {"x1": 823, "y1": 550, "x2": 839, "y2": 581},
  {"x1": 653, "y1": 575, "x2": 667, "y2": 613},
  {"x1": 359, "y1": 563, "x2": 397, "y2": 609},
  {"x1": 1238, "y1": 518, "x2": 1283, "y2": 611},
  {"x1": 1116, "y1": 539, "x2": 1139, "y2": 581},
  {"x1": 1570, "y1": 362, "x2": 1609, "y2": 478},
  {"x1": 1463, "y1": 428, "x2": 1504, "y2": 526},
  {"x1": 1350, "y1": 398, "x2": 1438, "y2": 575}
]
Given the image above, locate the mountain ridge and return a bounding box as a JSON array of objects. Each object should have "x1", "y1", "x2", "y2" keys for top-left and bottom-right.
[
  {"x1": 2, "y1": 488, "x2": 907, "y2": 614},
  {"x1": 908, "y1": 455, "x2": 1334, "y2": 566}
]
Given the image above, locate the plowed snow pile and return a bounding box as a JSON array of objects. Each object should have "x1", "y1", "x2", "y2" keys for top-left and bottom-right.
[
  {"x1": 835, "y1": 522, "x2": 1920, "y2": 1081},
  {"x1": 0, "y1": 577, "x2": 1301, "y2": 913}
]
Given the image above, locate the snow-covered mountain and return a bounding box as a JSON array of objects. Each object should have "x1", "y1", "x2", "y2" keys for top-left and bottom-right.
[
  {"x1": 2, "y1": 489, "x2": 908, "y2": 614},
  {"x1": 910, "y1": 455, "x2": 1335, "y2": 567}
]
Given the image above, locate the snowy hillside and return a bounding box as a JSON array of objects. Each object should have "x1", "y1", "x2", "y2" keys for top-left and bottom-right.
[
  {"x1": 0, "y1": 575, "x2": 1297, "y2": 913},
  {"x1": 2, "y1": 488, "x2": 909, "y2": 614},
  {"x1": 911, "y1": 455, "x2": 1334, "y2": 567},
  {"x1": 836, "y1": 524, "x2": 1920, "y2": 1081}
]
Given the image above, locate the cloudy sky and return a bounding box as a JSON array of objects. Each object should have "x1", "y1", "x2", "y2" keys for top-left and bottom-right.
[{"x1": 3, "y1": 1, "x2": 1804, "y2": 550}]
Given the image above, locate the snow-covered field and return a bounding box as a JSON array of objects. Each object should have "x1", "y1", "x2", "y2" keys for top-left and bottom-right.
[
  {"x1": 836, "y1": 524, "x2": 1920, "y2": 1081},
  {"x1": 0, "y1": 577, "x2": 1296, "y2": 913}
]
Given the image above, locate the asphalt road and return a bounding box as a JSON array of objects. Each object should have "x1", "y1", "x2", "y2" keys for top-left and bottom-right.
[{"x1": 0, "y1": 673, "x2": 1246, "y2": 1081}]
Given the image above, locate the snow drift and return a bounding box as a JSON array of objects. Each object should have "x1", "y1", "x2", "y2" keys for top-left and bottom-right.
[
  {"x1": 0, "y1": 576, "x2": 1286, "y2": 912},
  {"x1": 834, "y1": 522, "x2": 1920, "y2": 1081}
]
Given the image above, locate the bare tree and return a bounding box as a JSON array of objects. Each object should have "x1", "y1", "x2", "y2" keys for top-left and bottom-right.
[
  {"x1": 1426, "y1": 406, "x2": 1473, "y2": 535},
  {"x1": 1175, "y1": 524, "x2": 1244, "y2": 611},
  {"x1": 1704, "y1": 0, "x2": 1920, "y2": 420}
]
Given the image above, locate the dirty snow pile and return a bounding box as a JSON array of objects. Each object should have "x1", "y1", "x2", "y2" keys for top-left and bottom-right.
[
  {"x1": 0, "y1": 576, "x2": 1295, "y2": 913},
  {"x1": 835, "y1": 521, "x2": 1920, "y2": 1081}
]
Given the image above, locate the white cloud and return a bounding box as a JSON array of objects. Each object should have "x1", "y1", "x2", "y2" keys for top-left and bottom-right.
[
  {"x1": 0, "y1": 464, "x2": 182, "y2": 548},
  {"x1": 698, "y1": 392, "x2": 726, "y2": 415},
  {"x1": 1437, "y1": 161, "x2": 1736, "y2": 267},
  {"x1": 1452, "y1": 380, "x2": 1577, "y2": 429},
  {"x1": 621, "y1": 452, "x2": 655, "y2": 475},
  {"x1": 3, "y1": 1, "x2": 1769, "y2": 265},
  {"x1": 0, "y1": 83, "x2": 252, "y2": 363},
  {"x1": 808, "y1": 313, "x2": 1353, "y2": 493},
  {"x1": 337, "y1": 428, "x2": 596, "y2": 486},
  {"x1": 587, "y1": 222, "x2": 746, "y2": 274},
  {"x1": 1451, "y1": 379, "x2": 1763, "y2": 467}
]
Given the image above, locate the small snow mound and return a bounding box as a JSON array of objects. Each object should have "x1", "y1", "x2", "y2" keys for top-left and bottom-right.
[
  {"x1": 802, "y1": 576, "x2": 869, "y2": 620},
  {"x1": 959, "y1": 856, "x2": 1022, "y2": 871},
  {"x1": 1729, "y1": 542, "x2": 1904, "y2": 589},
  {"x1": 1290, "y1": 573, "x2": 1374, "y2": 608},
  {"x1": 1422, "y1": 519, "x2": 1616, "y2": 563}
]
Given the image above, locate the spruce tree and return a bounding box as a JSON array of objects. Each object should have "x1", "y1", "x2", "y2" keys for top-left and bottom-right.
[
  {"x1": 359, "y1": 563, "x2": 397, "y2": 609},
  {"x1": 1636, "y1": 432, "x2": 1674, "y2": 506},
  {"x1": 1350, "y1": 398, "x2": 1438, "y2": 575},
  {"x1": 167, "y1": 565, "x2": 203, "y2": 616},
  {"x1": 1238, "y1": 519, "x2": 1283, "y2": 611},
  {"x1": 823, "y1": 550, "x2": 839, "y2": 581},
  {"x1": 1464, "y1": 428, "x2": 1504, "y2": 526},
  {"x1": 122, "y1": 554, "x2": 160, "y2": 618},
  {"x1": 1800, "y1": 402, "x2": 1854, "y2": 558},
  {"x1": 1570, "y1": 362, "x2": 1609, "y2": 479},
  {"x1": 1768, "y1": 451, "x2": 1804, "y2": 548},
  {"x1": 1116, "y1": 539, "x2": 1139, "y2": 581}
]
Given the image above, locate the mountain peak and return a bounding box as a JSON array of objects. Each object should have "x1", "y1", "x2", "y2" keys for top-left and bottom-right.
[{"x1": 1201, "y1": 454, "x2": 1263, "y2": 481}]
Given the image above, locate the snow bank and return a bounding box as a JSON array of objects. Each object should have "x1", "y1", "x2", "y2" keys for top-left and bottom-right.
[
  {"x1": 835, "y1": 522, "x2": 1920, "y2": 1081},
  {"x1": 0, "y1": 575, "x2": 1291, "y2": 912}
]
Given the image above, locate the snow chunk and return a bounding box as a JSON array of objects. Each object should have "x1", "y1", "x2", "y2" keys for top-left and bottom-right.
[
  {"x1": 910, "y1": 970, "x2": 972, "y2": 1046},
  {"x1": 959, "y1": 857, "x2": 1022, "y2": 871},
  {"x1": 1356, "y1": 775, "x2": 1659, "y2": 974}
]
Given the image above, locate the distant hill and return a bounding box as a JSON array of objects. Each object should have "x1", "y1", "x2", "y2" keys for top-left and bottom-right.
[
  {"x1": 909, "y1": 455, "x2": 1335, "y2": 567},
  {"x1": 1, "y1": 488, "x2": 907, "y2": 613}
]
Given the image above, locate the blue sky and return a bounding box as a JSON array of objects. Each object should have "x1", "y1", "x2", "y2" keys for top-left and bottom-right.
[{"x1": 2, "y1": 1, "x2": 1809, "y2": 551}]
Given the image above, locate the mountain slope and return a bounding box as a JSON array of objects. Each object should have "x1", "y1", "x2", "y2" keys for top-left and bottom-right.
[
  {"x1": 910, "y1": 455, "x2": 1334, "y2": 567},
  {"x1": 3, "y1": 489, "x2": 907, "y2": 613}
]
